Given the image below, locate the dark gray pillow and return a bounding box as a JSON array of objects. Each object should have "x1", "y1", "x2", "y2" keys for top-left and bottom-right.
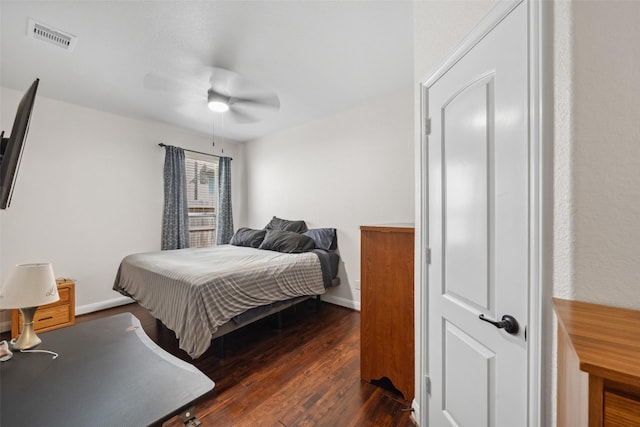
[
  {"x1": 230, "y1": 227, "x2": 267, "y2": 248},
  {"x1": 303, "y1": 228, "x2": 337, "y2": 251},
  {"x1": 259, "y1": 229, "x2": 316, "y2": 253},
  {"x1": 264, "y1": 216, "x2": 308, "y2": 233}
]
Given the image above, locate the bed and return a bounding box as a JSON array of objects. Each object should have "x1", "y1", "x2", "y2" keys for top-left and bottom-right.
[{"x1": 113, "y1": 220, "x2": 339, "y2": 359}]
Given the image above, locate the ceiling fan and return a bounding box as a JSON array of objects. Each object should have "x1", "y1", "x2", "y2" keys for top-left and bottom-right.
[{"x1": 143, "y1": 66, "x2": 280, "y2": 124}]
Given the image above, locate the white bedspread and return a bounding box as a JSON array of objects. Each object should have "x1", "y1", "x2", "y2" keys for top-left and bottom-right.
[{"x1": 113, "y1": 245, "x2": 325, "y2": 358}]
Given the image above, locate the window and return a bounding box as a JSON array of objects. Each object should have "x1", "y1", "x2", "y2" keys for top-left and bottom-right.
[{"x1": 184, "y1": 152, "x2": 219, "y2": 247}]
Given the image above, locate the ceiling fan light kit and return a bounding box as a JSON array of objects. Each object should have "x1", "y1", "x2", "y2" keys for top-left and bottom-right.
[{"x1": 207, "y1": 90, "x2": 230, "y2": 113}]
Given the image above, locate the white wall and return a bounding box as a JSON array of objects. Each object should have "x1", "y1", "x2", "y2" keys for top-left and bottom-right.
[
  {"x1": 553, "y1": 0, "x2": 575, "y2": 302},
  {"x1": 553, "y1": 0, "x2": 640, "y2": 306},
  {"x1": 243, "y1": 89, "x2": 414, "y2": 310},
  {"x1": 0, "y1": 87, "x2": 244, "y2": 327},
  {"x1": 568, "y1": 0, "x2": 640, "y2": 308}
]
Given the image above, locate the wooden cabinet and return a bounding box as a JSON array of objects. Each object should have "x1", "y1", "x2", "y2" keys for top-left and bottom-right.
[
  {"x1": 555, "y1": 298, "x2": 640, "y2": 427},
  {"x1": 12, "y1": 278, "x2": 75, "y2": 339},
  {"x1": 360, "y1": 224, "x2": 414, "y2": 400}
]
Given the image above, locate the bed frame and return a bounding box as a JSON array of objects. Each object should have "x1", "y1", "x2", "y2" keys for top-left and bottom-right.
[
  {"x1": 156, "y1": 278, "x2": 339, "y2": 358},
  {"x1": 212, "y1": 294, "x2": 320, "y2": 357}
]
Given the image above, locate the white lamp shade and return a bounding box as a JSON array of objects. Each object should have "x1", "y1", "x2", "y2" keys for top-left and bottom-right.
[{"x1": 0, "y1": 263, "x2": 59, "y2": 309}]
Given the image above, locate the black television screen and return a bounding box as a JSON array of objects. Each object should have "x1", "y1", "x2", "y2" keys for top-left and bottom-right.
[{"x1": 0, "y1": 78, "x2": 39, "y2": 209}]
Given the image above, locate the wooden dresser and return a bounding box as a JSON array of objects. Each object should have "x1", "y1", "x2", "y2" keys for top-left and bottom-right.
[
  {"x1": 12, "y1": 278, "x2": 76, "y2": 339},
  {"x1": 360, "y1": 224, "x2": 414, "y2": 400},
  {"x1": 555, "y1": 298, "x2": 640, "y2": 427}
]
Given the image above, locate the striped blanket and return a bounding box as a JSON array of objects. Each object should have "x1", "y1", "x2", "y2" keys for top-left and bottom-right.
[{"x1": 113, "y1": 245, "x2": 325, "y2": 358}]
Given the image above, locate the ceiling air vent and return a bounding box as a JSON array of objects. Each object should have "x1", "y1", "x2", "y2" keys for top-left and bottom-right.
[{"x1": 28, "y1": 18, "x2": 77, "y2": 51}]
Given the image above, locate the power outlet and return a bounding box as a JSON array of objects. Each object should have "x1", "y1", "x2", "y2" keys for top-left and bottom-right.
[{"x1": 354, "y1": 280, "x2": 361, "y2": 290}]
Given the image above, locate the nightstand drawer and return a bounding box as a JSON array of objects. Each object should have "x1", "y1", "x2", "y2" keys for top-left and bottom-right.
[
  {"x1": 11, "y1": 279, "x2": 75, "y2": 339},
  {"x1": 17, "y1": 305, "x2": 71, "y2": 334}
]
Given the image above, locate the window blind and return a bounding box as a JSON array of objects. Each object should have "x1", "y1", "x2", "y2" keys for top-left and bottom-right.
[{"x1": 184, "y1": 151, "x2": 219, "y2": 248}]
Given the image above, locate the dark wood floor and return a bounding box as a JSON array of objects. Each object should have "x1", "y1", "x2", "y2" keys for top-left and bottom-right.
[{"x1": 75, "y1": 301, "x2": 416, "y2": 427}]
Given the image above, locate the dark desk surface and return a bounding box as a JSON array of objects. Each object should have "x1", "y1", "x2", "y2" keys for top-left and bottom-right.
[{"x1": 0, "y1": 313, "x2": 215, "y2": 426}]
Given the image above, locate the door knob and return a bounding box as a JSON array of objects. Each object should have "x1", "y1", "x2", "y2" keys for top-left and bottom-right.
[{"x1": 478, "y1": 314, "x2": 519, "y2": 335}]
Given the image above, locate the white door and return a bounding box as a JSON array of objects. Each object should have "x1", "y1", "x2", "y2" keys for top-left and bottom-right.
[{"x1": 425, "y1": 2, "x2": 529, "y2": 426}]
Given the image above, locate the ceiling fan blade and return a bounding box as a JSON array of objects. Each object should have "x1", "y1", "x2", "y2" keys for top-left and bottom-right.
[
  {"x1": 143, "y1": 71, "x2": 204, "y2": 100},
  {"x1": 230, "y1": 94, "x2": 280, "y2": 110},
  {"x1": 208, "y1": 66, "x2": 280, "y2": 102},
  {"x1": 209, "y1": 67, "x2": 244, "y2": 98},
  {"x1": 227, "y1": 107, "x2": 261, "y2": 124}
]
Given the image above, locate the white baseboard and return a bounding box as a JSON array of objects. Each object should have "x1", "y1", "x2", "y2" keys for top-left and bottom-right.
[
  {"x1": 321, "y1": 294, "x2": 360, "y2": 311},
  {"x1": 412, "y1": 399, "x2": 420, "y2": 426},
  {"x1": 75, "y1": 296, "x2": 134, "y2": 316}
]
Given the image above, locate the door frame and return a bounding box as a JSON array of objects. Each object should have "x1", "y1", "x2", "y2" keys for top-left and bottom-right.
[{"x1": 416, "y1": 1, "x2": 552, "y2": 425}]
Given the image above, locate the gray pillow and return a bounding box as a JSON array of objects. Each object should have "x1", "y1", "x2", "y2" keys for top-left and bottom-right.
[
  {"x1": 259, "y1": 229, "x2": 316, "y2": 253},
  {"x1": 230, "y1": 227, "x2": 267, "y2": 248},
  {"x1": 264, "y1": 216, "x2": 308, "y2": 233},
  {"x1": 303, "y1": 228, "x2": 337, "y2": 251}
]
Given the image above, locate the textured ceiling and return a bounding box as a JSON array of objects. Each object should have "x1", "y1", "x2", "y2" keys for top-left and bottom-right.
[{"x1": 0, "y1": 1, "x2": 414, "y2": 142}]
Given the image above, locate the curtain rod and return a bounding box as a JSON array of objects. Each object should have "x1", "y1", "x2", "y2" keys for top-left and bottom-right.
[{"x1": 158, "y1": 143, "x2": 232, "y2": 160}]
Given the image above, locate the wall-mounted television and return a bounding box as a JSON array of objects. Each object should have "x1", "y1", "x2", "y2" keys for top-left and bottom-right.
[{"x1": 0, "y1": 78, "x2": 39, "y2": 209}]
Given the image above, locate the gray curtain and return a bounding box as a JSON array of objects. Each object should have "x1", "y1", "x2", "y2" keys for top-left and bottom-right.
[
  {"x1": 216, "y1": 156, "x2": 234, "y2": 244},
  {"x1": 162, "y1": 145, "x2": 190, "y2": 250}
]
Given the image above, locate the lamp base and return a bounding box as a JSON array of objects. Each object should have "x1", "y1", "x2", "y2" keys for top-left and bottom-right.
[{"x1": 13, "y1": 306, "x2": 42, "y2": 350}]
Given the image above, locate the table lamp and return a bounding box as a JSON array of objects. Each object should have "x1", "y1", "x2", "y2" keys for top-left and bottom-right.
[{"x1": 0, "y1": 263, "x2": 59, "y2": 350}]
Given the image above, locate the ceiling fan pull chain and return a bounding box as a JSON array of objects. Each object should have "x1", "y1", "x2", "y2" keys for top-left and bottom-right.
[
  {"x1": 221, "y1": 114, "x2": 225, "y2": 155},
  {"x1": 211, "y1": 116, "x2": 215, "y2": 147}
]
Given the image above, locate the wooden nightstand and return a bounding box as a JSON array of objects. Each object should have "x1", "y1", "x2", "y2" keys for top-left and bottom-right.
[{"x1": 11, "y1": 278, "x2": 76, "y2": 339}]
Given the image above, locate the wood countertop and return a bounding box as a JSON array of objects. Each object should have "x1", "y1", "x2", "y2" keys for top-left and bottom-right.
[
  {"x1": 360, "y1": 224, "x2": 415, "y2": 233},
  {"x1": 554, "y1": 297, "x2": 640, "y2": 389}
]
